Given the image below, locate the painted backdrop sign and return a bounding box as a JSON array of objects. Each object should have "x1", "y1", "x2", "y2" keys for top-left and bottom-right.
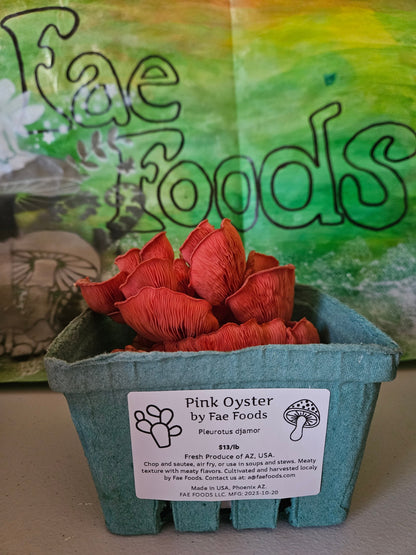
[{"x1": 0, "y1": 0, "x2": 415, "y2": 380}]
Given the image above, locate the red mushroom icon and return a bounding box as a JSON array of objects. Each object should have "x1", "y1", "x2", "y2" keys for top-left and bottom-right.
[{"x1": 284, "y1": 399, "x2": 320, "y2": 441}]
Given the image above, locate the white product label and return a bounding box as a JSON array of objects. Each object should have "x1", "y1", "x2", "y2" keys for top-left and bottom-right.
[{"x1": 128, "y1": 388, "x2": 329, "y2": 501}]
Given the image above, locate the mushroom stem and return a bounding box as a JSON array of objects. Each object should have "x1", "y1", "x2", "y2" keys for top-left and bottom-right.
[{"x1": 290, "y1": 415, "x2": 307, "y2": 441}]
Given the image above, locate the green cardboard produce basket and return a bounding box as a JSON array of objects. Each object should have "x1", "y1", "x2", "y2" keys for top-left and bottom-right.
[{"x1": 44, "y1": 285, "x2": 400, "y2": 534}]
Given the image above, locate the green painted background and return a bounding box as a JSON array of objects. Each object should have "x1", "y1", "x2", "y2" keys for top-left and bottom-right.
[{"x1": 0, "y1": 0, "x2": 414, "y2": 380}]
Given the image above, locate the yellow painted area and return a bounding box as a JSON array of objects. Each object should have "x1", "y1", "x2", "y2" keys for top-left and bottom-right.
[
  {"x1": 227, "y1": 4, "x2": 400, "y2": 89},
  {"x1": 232, "y1": 6, "x2": 397, "y2": 49}
]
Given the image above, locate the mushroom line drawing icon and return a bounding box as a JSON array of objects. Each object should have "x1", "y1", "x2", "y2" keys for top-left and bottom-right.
[{"x1": 284, "y1": 399, "x2": 320, "y2": 441}]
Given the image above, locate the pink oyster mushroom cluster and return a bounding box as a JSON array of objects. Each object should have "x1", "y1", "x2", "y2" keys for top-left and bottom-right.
[{"x1": 75, "y1": 219, "x2": 319, "y2": 352}]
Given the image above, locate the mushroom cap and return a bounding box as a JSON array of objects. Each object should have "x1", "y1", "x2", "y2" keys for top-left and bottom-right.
[
  {"x1": 12, "y1": 231, "x2": 99, "y2": 264},
  {"x1": 283, "y1": 399, "x2": 320, "y2": 427},
  {"x1": 0, "y1": 155, "x2": 82, "y2": 196},
  {"x1": 9, "y1": 231, "x2": 100, "y2": 291}
]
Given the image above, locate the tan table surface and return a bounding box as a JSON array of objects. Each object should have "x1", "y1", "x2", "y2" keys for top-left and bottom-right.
[{"x1": 1, "y1": 362, "x2": 415, "y2": 555}]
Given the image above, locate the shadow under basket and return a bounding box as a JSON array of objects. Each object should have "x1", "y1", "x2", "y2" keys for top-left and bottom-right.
[{"x1": 44, "y1": 285, "x2": 400, "y2": 534}]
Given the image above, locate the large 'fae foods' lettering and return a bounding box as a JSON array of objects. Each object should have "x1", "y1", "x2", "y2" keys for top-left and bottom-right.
[
  {"x1": 0, "y1": 7, "x2": 180, "y2": 128},
  {"x1": 1, "y1": 6, "x2": 415, "y2": 233}
]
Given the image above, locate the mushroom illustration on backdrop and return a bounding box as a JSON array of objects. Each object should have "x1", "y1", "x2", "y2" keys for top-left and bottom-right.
[
  {"x1": 0, "y1": 230, "x2": 100, "y2": 358},
  {"x1": 284, "y1": 399, "x2": 320, "y2": 441}
]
